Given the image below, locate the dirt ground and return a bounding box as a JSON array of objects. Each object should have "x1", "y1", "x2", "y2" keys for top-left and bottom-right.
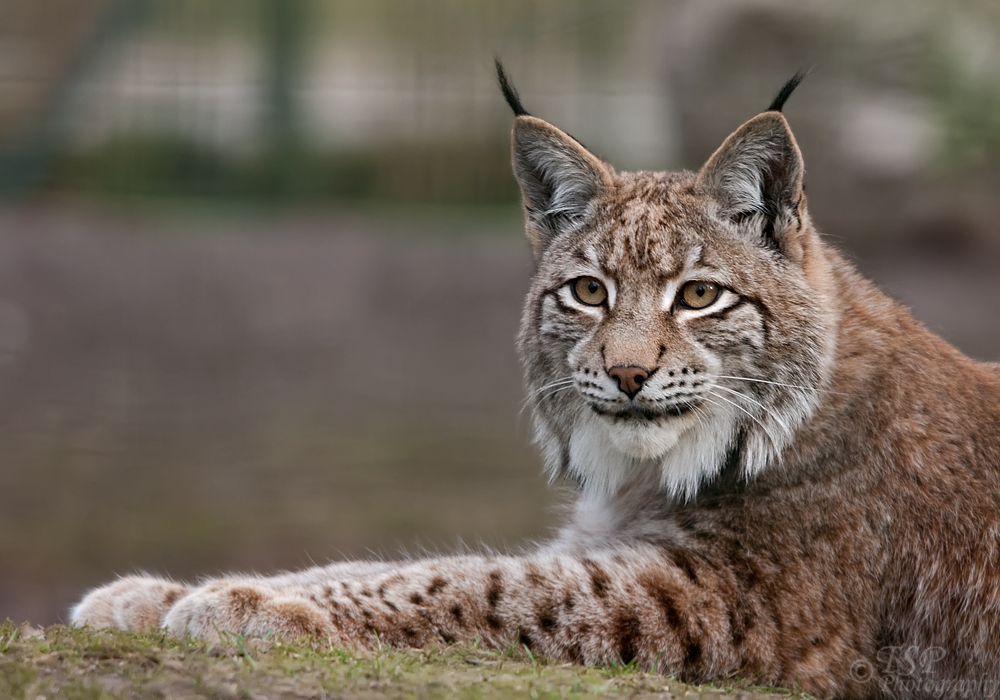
[{"x1": 2, "y1": 201, "x2": 999, "y2": 628}]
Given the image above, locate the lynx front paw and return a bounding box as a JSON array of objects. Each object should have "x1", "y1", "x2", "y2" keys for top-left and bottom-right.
[
  {"x1": 163, "y1": 582, "x2": 332, "y2": 642},
  {"x1": 71, "y1": 575, "x2": 191, "y2": 631}
]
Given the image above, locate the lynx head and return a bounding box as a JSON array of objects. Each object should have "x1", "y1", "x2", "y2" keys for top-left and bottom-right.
[{"x1": 501, "y1": 64, "x2": 837, "y2": 500}]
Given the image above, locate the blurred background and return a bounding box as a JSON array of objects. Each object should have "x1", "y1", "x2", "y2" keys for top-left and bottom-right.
[{"x1": 1, "y1": 0, "x2": 999, "y2": 625}]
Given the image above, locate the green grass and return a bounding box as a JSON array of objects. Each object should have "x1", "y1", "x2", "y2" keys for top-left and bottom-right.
[{"x1": 0, "y1": 620, "x2": 815, "y2": 699}]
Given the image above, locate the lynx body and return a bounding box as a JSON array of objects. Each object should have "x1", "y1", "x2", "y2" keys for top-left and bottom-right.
[{"x1": 72, "y1": 69, "x2": 1000, "y2": 699}]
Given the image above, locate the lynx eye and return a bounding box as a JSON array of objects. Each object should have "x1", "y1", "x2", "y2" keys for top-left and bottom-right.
[
  {"x1": 571, "y1": 276, "x2": 608, "y2": 306},
  {"x1": 679, "y1": 281, "x2": 720, "y2": 310}
]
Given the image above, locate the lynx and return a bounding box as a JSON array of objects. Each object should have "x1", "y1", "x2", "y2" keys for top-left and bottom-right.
[{"x1": 71, "y1": 64, "x2": 1000, "y2": 698}]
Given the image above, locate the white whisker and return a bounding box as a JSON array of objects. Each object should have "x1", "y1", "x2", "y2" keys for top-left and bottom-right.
[
  {"x1": 520, "y1": 384, "x2": 576, "y2": 416},
  {"x1": 537, "y1": 384, "x2": 576, "y2": 403},
  {"x1": 708, "y1": 389, "x2": 780, "y2": 451},
  {"x1": 689, "y1": 399, "x2": 712, "y2": 433},
  {"x1": 520, "y1": 377, "x2": 575, "y2": 409},
  {"x1": 712, "y1": 385, "x2": 791, "y2": 433},
  {"x1": 710, "y1": 374, "x2": 851, "y2": 397}
]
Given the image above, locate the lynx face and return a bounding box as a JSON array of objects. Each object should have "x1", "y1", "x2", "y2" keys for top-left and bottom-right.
[{"x1": 514, "y1": 113, "x2": 837, "y2": 498}]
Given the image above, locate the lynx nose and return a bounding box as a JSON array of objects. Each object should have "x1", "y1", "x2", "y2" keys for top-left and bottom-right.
[{"x1": 608, "y1": 365, "x2": 649, "y2": 399}]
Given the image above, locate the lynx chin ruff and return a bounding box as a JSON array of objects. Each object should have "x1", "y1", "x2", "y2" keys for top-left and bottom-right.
[{"x1": 72, "y1": 65, "x2": 1000, "y2": 698}]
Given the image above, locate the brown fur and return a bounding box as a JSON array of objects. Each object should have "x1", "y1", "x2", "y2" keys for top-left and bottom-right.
[{"x1": 71, "y1": 83, "x2": 1000, "y2": 699}]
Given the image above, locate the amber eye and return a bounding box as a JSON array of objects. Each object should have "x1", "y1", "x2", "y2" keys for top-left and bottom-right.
[
  {"x1": 679, "y1": 281, "x2": 720, "y2": 310},
  {"x1": 571, "y1": 276, "x2": 608, "y2": 306}
]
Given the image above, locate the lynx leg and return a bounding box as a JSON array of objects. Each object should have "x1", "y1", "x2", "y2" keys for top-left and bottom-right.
[
  {"x1": 71, "y1": 574, "x2": 190, "y2": 631},
  {"x1": 162, "y1": 581, "x2": 331, "y2": 642}
]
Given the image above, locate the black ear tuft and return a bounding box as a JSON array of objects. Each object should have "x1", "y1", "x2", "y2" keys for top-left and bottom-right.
[
  {"x1": 496, "y1": 58, "x2": 530, "y2": 117},
  {"x1": 767, "y1": 69, "x2": 811, "y2": 113}
]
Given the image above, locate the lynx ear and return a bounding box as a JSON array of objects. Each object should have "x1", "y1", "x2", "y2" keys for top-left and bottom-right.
[
  {"x1": 511, "y1": 116, "x2": 614, "y2": 257},
  {"x1": 696, "y1": 112, "x2": 806, "y2": 259}
]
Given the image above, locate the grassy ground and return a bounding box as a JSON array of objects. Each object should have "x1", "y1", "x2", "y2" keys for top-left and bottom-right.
[{"x1": 0, "y1": 620, "x2": 814, "y2": 699}]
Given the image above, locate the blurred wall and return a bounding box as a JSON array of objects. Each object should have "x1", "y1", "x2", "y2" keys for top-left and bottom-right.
[{"x1": 0, "y1": 0, "x2": 998, "y2": 625}]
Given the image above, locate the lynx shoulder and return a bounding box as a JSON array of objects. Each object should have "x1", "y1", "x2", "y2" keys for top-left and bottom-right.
[{"x1": 71, "y1": 66, "x2": 1000, "y2": 699}]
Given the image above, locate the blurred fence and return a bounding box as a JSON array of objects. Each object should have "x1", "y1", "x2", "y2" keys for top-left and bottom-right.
[
  {"x1": 1, "y1": 0, "x2": 673, "y2": 203},
  {"x1": 0, "y1": 1, "x2": 995, "y2": 223}
]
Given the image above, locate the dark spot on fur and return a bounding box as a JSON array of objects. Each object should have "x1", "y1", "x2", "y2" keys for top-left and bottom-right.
[
  {"x1": 403, "y1": 626, "x2": 417, "y2": 638},
  {"x1": 726, "y1": 609, "x2": 754, "y2": 649},
  {"x1": 670, "y1": 550, "x2": 700, "y2": 583},
  {"x1": 728, "y1": 608, "x2": 746, "y2": 648},
  {"x1": 526, "y1": 572, "x2": 544, "y2": 587},
  {"x1": 641, "y1": 574, "x2": 682, "y2": 629},
  {"x1": 361, "y1": 609, "x2": 372, "y2": 619},
  {"x1": 378, "y1": 584, "x2": 398, "y2": 612},
  {"x1": 685, "y1": 641, "x2": 702, "y2": 666},
  {"x1": 450, "y1": 605, "x2": 464, "y2": 622},
  {"x1": 409, "y1": 593, "x2": 424, "y2": 605},
  {"x1": 517, "y1": 629, "x2": 534, "y2": 649},
  {"x1": 525, "y1": 564, "x2": 545, "y2": 587},
  {"x1": 163, "y1": 590, "x2": 182, "y2": 607},
  {"x1": 286, "y1": 609, "x2": 325, "y2": 637},
  {"x1": 581, "y1": 559, "x2": 610, "y2": 599},
  {"x1": 614, "y1": 614, "x2": 640, "y2": 665},
  {"x1": 538, "y1": 612, "x2": 557, "y2": 633},
  {"x1": 563, "y1": 594, "x2": 575, "y2": 609},
  {"x1": 567, "y1": 643, "x2": 584, "y2": 662},
  {"x1": 426, "y1": 576, "x2": 448, "y2": 596},
  {"x1": 439, "y1": 629, "x2": 456, "y2": 644},
  {"x1": 762, "y1": 219, "x2": 775, "y2": 245},
  {"x1": 228, "y1": 587, "x2": 263, "y2": 614},
  {"x1": 360, "y1": 588, "x2": 372, "y2": 597},
  {"x1": 487, "y1": 570, "x2": 504, "y2": 609},
  {"x1": 486, "y1": 613, "x2": 502, "y2": 630}
]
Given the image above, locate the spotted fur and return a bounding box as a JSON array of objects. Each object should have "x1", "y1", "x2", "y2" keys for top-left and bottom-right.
[{"x1": 71, "y1": 78, "x2": 1000, "y2": 699}]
